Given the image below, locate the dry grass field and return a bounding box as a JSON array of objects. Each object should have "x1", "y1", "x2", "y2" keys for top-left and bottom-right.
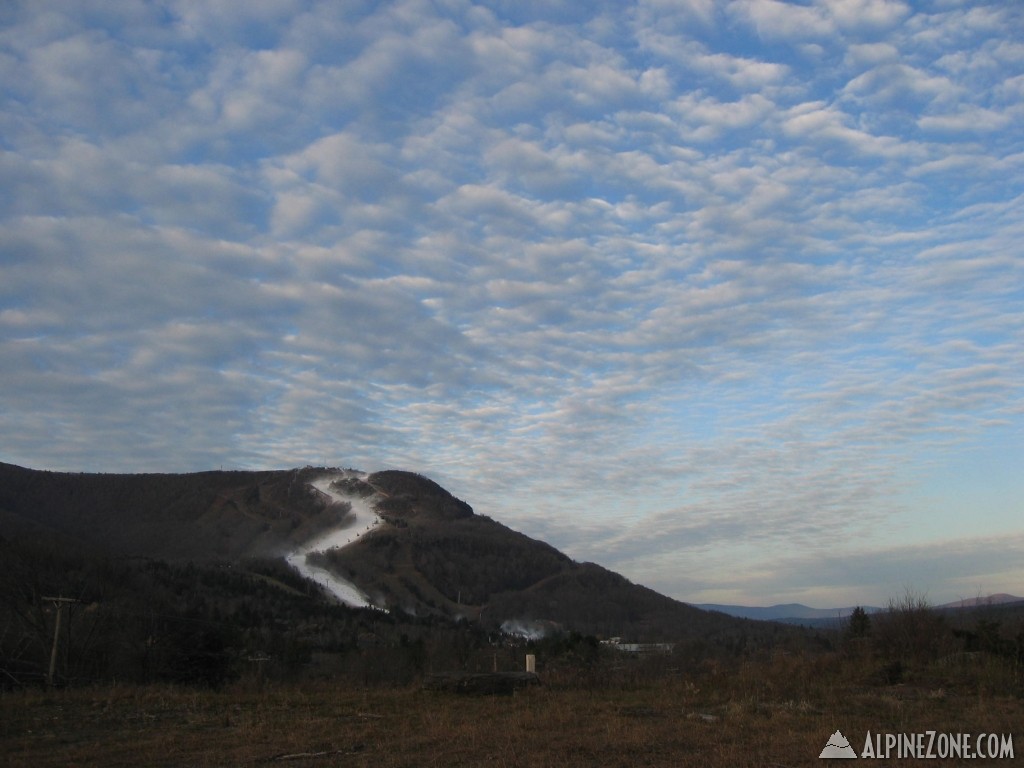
[{"x1": 3, "y1": 651, "x2": 1021, "y2": 767}]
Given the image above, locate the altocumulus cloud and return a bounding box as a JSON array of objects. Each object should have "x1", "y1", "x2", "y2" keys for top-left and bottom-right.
[{"x1": 1, "y1": 0, "x2": 1022, "y2": 605}]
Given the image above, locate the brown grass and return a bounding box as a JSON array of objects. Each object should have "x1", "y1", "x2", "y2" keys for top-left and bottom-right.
[{"x1": 3, "y1": 652, "x2": 1021, "y2": 767}]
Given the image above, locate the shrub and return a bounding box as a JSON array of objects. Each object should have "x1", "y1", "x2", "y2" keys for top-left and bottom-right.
[{"x1": 872, "y1": 589, "x2": 947, "y2": 665}]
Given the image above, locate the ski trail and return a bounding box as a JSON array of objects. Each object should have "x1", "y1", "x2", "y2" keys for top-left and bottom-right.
[{"x1": 285, "y1": 471, "x2": 385, "y2": 610}]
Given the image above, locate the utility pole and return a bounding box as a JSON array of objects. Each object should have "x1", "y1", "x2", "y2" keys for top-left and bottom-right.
[
  {"x1": 247, "y1": 653, "x2": 270, "y2": 690},
  {"x1": 41, "y1": 596, "x2": 78, "y2": 687}
]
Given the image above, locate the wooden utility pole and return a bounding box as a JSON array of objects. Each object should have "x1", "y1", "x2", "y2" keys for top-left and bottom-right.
[
  {"x1": 247, "y1": 653, "x2": 270, "y2": 689},
  {"x1": 41, "y1": 596, "x2": 78, "y2": 687}
]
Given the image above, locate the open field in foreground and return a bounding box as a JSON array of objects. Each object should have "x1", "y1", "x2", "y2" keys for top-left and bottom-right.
[{"x1": 3, "y1": 653, "x2": 1022, "y2": 767}]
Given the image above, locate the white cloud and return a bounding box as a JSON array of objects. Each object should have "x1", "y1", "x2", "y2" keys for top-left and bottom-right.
[
  {"x1": 843, "y1": 42, "x2": 899, "y2": 68},
  {"x1": 917, "y1": 106, "x2": 1012, "y2": 134},
  {"x1": 670, "y1": 92, "x2": 776, "y2": 142},
  {"x1": 636, "y1": 0, "x2": 717, "y2": 29},
  {"x1": 729, "y1": 0, "x2": 835, "y2": 42},
  {"x1": 2, "y1": 0, "x2": 1022, "y2": 606},
  {"x1": 821, "y1": 0, "x2": 911, "y2": 33},
  {"x1": 779, "y1": 101, "x2": 913, "y2": 158},
  {"x1": 842, "y1": 62, "x2": 959, "y2": 108}
]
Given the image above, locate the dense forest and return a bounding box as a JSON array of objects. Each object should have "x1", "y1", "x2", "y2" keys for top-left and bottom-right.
[{"x1": 0, "y1": 531, "x2": 480, "y2": 689}]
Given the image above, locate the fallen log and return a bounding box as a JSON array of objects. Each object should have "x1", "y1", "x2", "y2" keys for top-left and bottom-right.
[{"x1": 264, "y1": 744, "x2": 364, "y2": 762}]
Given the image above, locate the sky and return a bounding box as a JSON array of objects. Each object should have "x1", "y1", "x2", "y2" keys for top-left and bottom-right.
[{"x1": 2, "y1": 0, "x2": 1023, "y2": 608}]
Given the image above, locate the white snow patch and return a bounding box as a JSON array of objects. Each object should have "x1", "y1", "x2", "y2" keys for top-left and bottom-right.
[{"x1": 285, "y1": 470, "x2": 386, "y2": 610}]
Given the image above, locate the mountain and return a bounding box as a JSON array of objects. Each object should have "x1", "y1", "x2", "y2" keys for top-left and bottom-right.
[
  {"x1": 0, "y1": 462, "x2": 764, "y2": 643},
  {"x1": 0, "y1": 462, "x2": 340, "y2": 561},
  {"x1": 696, "y1": 603, "x2": 883, "y2": 623},
  {"x1": 935, "y1": 594, "x2": 1024, "y2": 609},
  {"x1": 699, "y1": 594, "x2": 1024, "y2": 626}
]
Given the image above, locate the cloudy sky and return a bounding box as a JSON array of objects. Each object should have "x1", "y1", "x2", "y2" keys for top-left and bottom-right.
[{"x1": 2, "y1": 0, "x2": 1022, "y2": 607}]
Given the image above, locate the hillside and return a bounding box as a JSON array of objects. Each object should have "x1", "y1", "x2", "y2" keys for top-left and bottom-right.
[
  {"x1": 322, "y1": 470, "x2": 752, "y2": 640},
  {"x1": 0, "y1": 462, "x2": 345, "y2": 561},
  {"x1": 0, "y1": 462, "x2": 778, "y2": 656}
]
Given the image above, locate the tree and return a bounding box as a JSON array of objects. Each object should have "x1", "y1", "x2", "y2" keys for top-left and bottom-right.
[
  {"x1": 847, "y1": 606, "x2": 871, "y2": 639},
  {"x1": 873, "y1": 588, "x2": 945, "y2": 664}
]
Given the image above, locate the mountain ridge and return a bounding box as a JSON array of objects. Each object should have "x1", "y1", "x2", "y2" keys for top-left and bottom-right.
[
  {"x1": 698, "y1": 594, "x2": 1024, "y2": 624},
  {"x1": 697, "y1": 603, "x2": 884, "y2": 621}
]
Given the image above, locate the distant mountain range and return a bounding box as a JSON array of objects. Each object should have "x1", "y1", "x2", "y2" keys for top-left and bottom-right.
[
  {"x1": 698, "y1": 594, "x2": 1024, "y2": 626},
  {"x1": 934, "y1": 594, "x2": 1024, "y2": 609},
  {"x1": 696, "y1": 603, "x2": 883, "y2": 622}
]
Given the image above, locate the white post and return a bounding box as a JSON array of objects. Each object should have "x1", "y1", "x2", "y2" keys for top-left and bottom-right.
[{"x1": 525, "y1": 654, "x2": 536, "y2": 673}]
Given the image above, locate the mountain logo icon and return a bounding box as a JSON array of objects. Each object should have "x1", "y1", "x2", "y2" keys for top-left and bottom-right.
[{"x1": 819, "y1": 730, "x2": 857, "y2": 758}]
